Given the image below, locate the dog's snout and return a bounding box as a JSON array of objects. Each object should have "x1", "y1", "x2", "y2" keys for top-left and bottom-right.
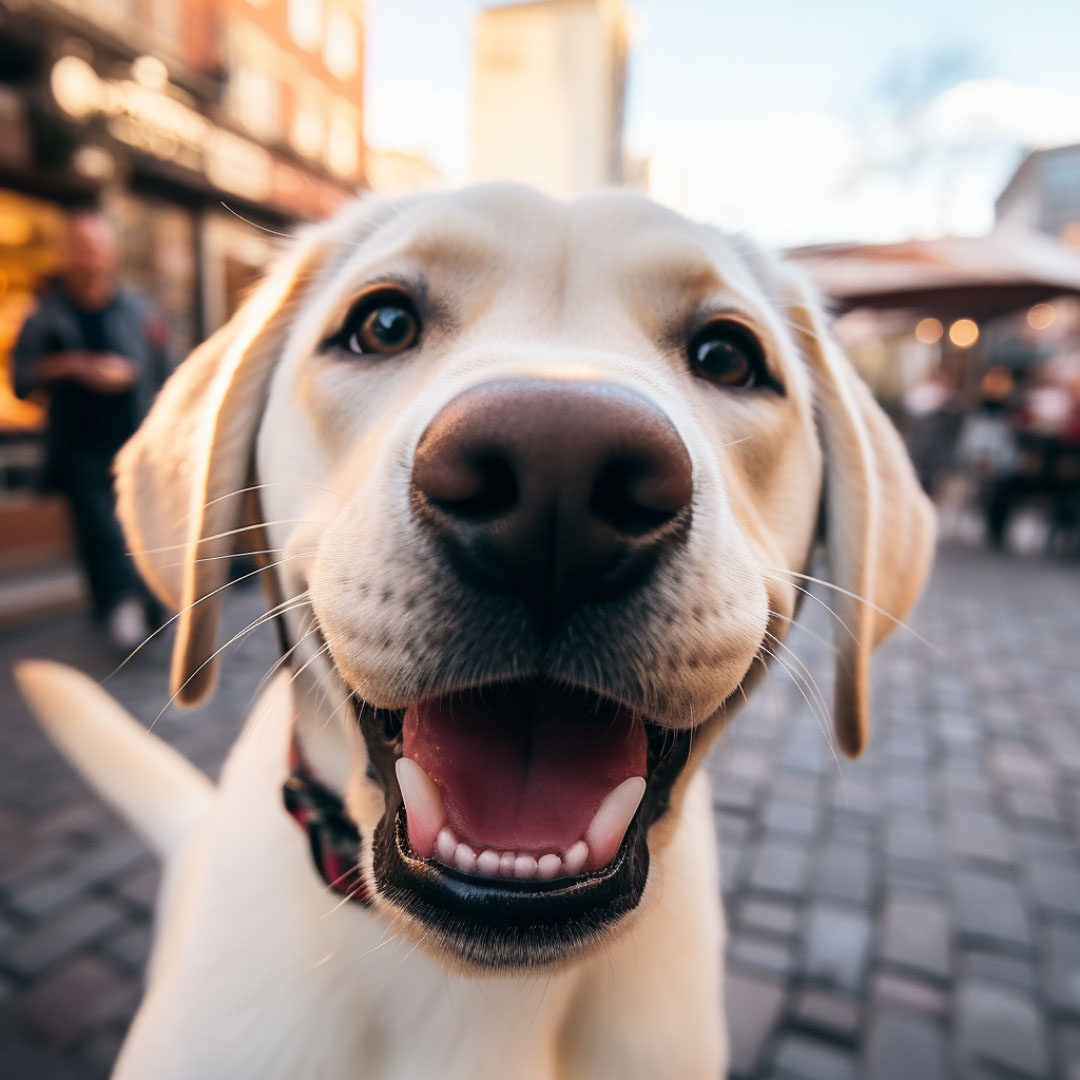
[{"x1": 411, "y1": 378, "x2": 693, "y2": 631}]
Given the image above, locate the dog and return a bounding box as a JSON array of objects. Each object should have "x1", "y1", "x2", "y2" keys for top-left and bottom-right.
[{"x1": 16, "y1": 184, "x2": 934, "y2": 1079}]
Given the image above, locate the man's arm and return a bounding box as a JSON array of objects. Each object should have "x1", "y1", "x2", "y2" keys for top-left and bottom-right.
[
  {"x1": 13, "y1": 308, "x2": 135, "y2": 397},
  {"x1": 12, "y1": 304, "x2": 60, "y2": 400}
]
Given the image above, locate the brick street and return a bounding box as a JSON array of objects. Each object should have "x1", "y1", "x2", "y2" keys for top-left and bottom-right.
[{"x1": 1, "y1": 544, "x2": 1078, "y2": 1078}]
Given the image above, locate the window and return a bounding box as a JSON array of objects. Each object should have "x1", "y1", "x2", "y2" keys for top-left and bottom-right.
[
  {"x1": 232, "y1": 62, "x2": 280, "y2": 141},
  {"x1": 323, "y1": 7, "x2": 358, "y2": 80},
  {"x1": 291, "y1": 86, "x2": 325, "y2": 158},
  {"x1": 326, "y1": 101, "x2": 359, "y2": 177},
  {"x1": 287, "y1": 0, "x2": 323, "y2": 51}
]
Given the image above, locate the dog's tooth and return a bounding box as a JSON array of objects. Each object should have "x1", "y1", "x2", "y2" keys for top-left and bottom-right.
[
  {"x1": 537, "y1": 854, "x2": 562, "y2": 880},
  {"x1": 395, "y1": 758, "x2": 447, "y2": 860},
  {"x1": 584, "y1": 776, "x2": 646, "y2": 871},
  {"x1": 563, "y1": 840, "x2": 589, "y2": 877},
  {"x1": 476, "y1": 849, "x2": 501, "y2": 877},
  {"x1": 436, "y1": 827, "x2": 458, "y2": 865},
  {"x1": 454, "y1": 843, "x2": 478, "y2": 874},
  {"x1": 514, "y1": 854, "x2": 538, "y2": 880},
  {"x1": 499, "y1": 852, "x2": 517, "y2": 878}
]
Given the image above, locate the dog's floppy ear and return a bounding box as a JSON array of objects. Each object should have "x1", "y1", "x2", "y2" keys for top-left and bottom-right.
[
  {"x1": 116, "y1": 233, "x2": 327, "y2": 706},
  {"x1": 784, "y1": 274, "x2": 935, "y2": 757}
]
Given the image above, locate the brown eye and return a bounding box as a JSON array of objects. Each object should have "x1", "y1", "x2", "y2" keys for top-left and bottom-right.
[
  {"x1": 332, "y1": 291, "x2": 421, "y2": 357},
  {"x1": 689, "y1": 322, "x2": 769, "y2": 389}
]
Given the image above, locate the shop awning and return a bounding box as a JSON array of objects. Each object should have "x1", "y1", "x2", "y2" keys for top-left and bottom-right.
[{"x1": 788, "y1": 230, "x2": 1080, "y2": 318}]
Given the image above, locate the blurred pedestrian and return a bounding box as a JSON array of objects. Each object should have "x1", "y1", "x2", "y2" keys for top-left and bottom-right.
[{"x1": 12, "y1": 205, "x2": 172, "y2": 649}]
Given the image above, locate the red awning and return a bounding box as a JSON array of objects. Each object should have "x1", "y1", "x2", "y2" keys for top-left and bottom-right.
[{"x1": 788, "y1": 229, "x2": 1080, "y2": 318}]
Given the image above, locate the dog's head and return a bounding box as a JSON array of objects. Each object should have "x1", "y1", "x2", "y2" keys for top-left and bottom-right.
[{"x1": 116, "y1": 185, "x2": 933, "y2": 969}]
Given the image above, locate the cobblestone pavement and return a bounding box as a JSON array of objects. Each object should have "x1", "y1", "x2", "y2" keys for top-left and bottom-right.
[{"x1": 1, "y1": 545, "x2": 1078, "y2": 1078}]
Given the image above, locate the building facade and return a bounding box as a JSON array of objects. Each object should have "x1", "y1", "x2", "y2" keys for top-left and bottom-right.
[
  {"x1": 0, "y1": 0, "x2": 366, "y2": 602},
  {"x1": 472, "y1": 0, "x2": 627, "y2": 199},
  {"x1": 996, "y1": 144, "x2": 1080, "y2": 249},
  {"x1": 0, "y1": 0, "x2": 365, "y2": 438}
]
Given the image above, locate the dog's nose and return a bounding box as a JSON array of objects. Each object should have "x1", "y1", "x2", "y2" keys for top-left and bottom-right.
[{"x1": 411, "y1": 379, "x2": 693, "y2": 632}]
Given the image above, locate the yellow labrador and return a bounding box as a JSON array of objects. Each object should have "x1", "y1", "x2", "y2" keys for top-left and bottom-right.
[{"x1": 16, "y1": 185, "x2": 933, "y2": 1079}]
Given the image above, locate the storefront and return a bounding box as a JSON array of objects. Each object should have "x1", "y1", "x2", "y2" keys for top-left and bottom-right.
[
  {"x1": 0, "y1": 30, "x2": 354, "y2": 447},
  {"x1": 0, "y1": 19, "x2": 356, "y2": 597}
]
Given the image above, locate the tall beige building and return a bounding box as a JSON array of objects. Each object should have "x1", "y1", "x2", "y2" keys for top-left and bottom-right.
[{"x1": 472, "y1": 0, "x2": 628, "y2": 198}]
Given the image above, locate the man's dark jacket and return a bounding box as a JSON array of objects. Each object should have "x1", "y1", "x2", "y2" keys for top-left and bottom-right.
[{"x1": 13, "y1": 284, "x2": 173, "y2": 488}]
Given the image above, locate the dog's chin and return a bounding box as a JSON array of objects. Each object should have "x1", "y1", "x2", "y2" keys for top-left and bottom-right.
[{"x1": 351, "y1": 681, "x2": 695, "y2": 971}]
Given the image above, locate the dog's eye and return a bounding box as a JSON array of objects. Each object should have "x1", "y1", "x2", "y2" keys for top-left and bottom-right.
[
  {"x1": 333, "y1": 292, "x2": 421, "y2": 357},
  {"x1": 688, "y1": 322, "x2": 769, "y2": 389}
]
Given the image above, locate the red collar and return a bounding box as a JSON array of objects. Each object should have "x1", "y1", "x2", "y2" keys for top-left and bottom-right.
[{"x1": 283, "y1": 736, "x2": 372, "y2": 906}]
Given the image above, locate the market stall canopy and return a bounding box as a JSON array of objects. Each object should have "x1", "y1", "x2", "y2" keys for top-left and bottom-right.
[{"x1": 788, "y1": 229, "x2": 1080, "y2": 318}]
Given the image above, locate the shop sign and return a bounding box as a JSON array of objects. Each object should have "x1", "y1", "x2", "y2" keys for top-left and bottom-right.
[{"x1": 50, "y1": 56, "x2": 272, "y2": 202}]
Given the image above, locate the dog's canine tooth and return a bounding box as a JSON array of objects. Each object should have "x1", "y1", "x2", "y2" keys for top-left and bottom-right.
[
  {"x1": 476, "y1": 849, "x2": 501, "y2": 877},
  {"x1": 454, "y1": 843, "x2": 478, "y2": 873},
  {"x1": 583, "y1": 777, "x2": 646, "y2": 871},
  {"x1": 436, "y1": 827, "x2": 458, "y2": 864},
  {"x1": 513, "y1": 854, "x2": 538, "y2": 879},
  {"x1": 563, "y1": 841, "x2": 588, "y2": 877},
  {"x1": 396, "y1": 758, "x2": 447, "y2": 859},
  {"x1": 537, "y1": 854, "x2": 562, "y2": 880}
]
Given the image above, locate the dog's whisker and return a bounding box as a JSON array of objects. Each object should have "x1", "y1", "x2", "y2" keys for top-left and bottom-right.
[
  {"x1": 759, "y1": 642, "x2": 832, "y2": 748},
  {"x1": 247, "y1": 616, "x2": 318, "y2": 709},
  {"x1": 761, "y1": 565, "x2": 941, "y2": 656},
  {"x1": 219, "y1": 200, "x2": 299, "y2": 240},
  {"x1": 200, "y1": 481, "x2": 345, "y2": 511},
  {"x1": 763, "y1": 630, "x2": 831, "y2": 727},
  {"x1": 127, "y1": 519, "x2": 331, "y2": 558},
  {"x1": 105, "y1": 561, "x2": 311, "y2": 682},
  {"x1": 758, "y1": 645, "x2": 839, "y2": 770},
  {"x1": 377, "y1": 926, "x2": 432, "y2": 998},
  {"x1": 353, "y1": 927, "x2": 407, "y2": 962},
  {"x1": 762, "y1": 631, "x2": 841, "y2": 775},
  {"x1": 767, "y1": 608, "x2": 841, "y2": 658},
  {"x1": 146, "y1": 591, "x2": 313, "y2": 732},
  {"x1": 161, "y1": 546, "x2": 318, "y2": 567},
  {"x1": 769, "y1": 578, "x2": 861, "y2": 648}
]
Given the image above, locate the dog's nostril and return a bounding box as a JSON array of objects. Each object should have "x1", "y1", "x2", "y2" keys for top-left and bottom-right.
[
  {"x1": 590, "y1": 459, "x2": 688, "y2": 538},
  {"x1": 429, "y1": 453, "x2": 518, "y2": 522}
]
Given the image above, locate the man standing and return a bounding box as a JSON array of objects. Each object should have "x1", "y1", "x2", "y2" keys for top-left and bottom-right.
[{"x1": 13, "y1": 206, "x2": 172, "y2": 649}]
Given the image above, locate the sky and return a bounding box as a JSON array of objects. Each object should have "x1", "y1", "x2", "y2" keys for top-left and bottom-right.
[{"x1": 364, "y1": 0, "x2": 1080, "y2": 246}]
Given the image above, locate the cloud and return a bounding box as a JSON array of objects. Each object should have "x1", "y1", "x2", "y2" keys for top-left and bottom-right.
[
  {"x1": 645, "y1": 79, "x2": 1080, "y2": 246},
  {"x1": 921, "y1": 78, "x2": 1080, "y2": 149}
]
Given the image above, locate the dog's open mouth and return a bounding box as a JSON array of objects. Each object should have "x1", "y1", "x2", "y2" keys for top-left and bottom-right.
[
  {"x1": 398, "y1": 683, "x2": 647, "y2": 880},
  {"x1": 355, "y1": 679, "x2": 694, "y2": 968}
]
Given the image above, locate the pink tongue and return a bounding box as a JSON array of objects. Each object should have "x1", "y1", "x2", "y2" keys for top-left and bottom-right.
[{"x1": 403, "y1": 684, "x2": 647, "y2": 854}]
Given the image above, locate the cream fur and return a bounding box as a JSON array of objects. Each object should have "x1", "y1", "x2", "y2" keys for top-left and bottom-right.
[{"x1": 17, "y1": 184, "x2": 933, "y2": 1078}]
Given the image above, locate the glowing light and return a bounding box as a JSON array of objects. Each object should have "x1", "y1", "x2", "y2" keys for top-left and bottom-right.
[
  {"x1": 50, "y1": 55, "x2": 99, "y2": 119},
  {"x1": 915, "y1": 317, "x2": 943, "y2": 344},
  {"x1": 131, "y1": 55, "x2": 168, "y2": 91},
  {"x1": 0, "y1": 213, "x2": 31, "y2": 246},
  {"x1": 1026, "y1": 303, "x2": 1056, "y2": 331},
  {"x1": 948, "y1": 318, "x2": 979, "y2": 348},
  {"x1": 981, "y1": 366, "x2": 1014, "y2": 401},
  {"x1": 72, "y1": 144, "x2": 115, "y2": 180}
]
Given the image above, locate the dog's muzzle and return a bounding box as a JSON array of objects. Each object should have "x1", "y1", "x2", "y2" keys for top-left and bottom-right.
[{"x1": 347, "y1": 379, "x2": 701, "y2": 967}]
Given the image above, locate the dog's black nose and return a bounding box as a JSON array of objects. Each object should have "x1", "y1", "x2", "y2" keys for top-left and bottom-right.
[{"x1": 411, "y1": 379, "x2": 693, "y2": 633}]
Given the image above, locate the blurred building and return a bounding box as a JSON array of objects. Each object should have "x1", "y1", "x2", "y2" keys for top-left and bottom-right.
[
  {"x1": 996, "y1": 144, "x2": 1080, "y2": 249},
  {"x1": 472, "y1": 0, "x2": 627, "y2": 198},
  {"x1": 365, "y1": 148, "x2": 444, "y2": 195},
  {"x1": 0, "y1": 0, "x2": 366, "y2": 618}
]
